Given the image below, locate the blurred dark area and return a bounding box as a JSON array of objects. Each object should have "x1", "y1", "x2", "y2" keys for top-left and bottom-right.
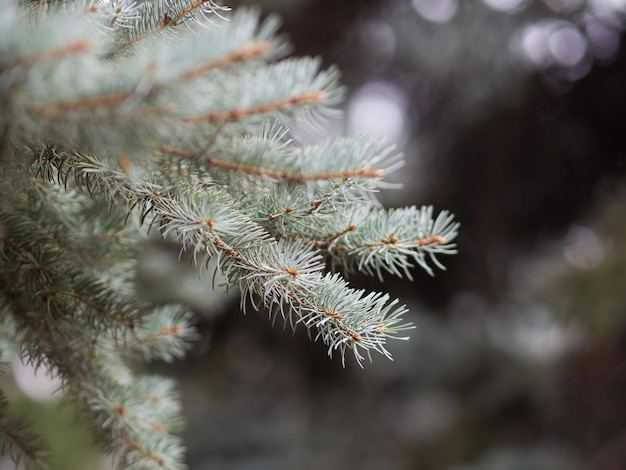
[{"x1": 163, "y1": 1, "x2": 626, "y2": 469}]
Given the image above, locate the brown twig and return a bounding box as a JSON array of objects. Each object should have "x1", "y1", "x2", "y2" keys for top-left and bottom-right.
[{"x1": 159, "y1": 144, "x2": 383, "y2": 182}]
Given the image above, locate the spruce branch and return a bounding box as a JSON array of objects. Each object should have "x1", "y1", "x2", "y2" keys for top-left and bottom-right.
[
  {"x1": 37, "y1": 149, "x2": 415, "y2": 365},
  {"x1": 112, "y1": 0, "x2": 231, "y2": 51},
  {"x1": 1, "y1": 259, "x2": 191, "y2": 469},
  {"x1": 1, "y1": 161, "x2": 195, "y2": 469},
  {"x1": 118, "y1": 306, "x2": 200, "y2": 362},
  {"x1": 2, "y1": 7, "x2": 302, "y2": 156},
  {"x1": 159, "y1": 133, "x2": 397, "y2": 183},
  {"x1": 326, "y1": 206, "x2": 459, "y2": 279},
  {"x1": 0, "y1": 357, "x2": 50, "y2": 470},
  {"x1": 0, "y1": 394, "x2": 50, "y2": 470},
  {"x1": 0, "y1": 0, "x2": 459, "y2": 466}
]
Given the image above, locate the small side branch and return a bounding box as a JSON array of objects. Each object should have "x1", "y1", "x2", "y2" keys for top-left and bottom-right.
[
  {"x1": 316, "y1": 224, "x2": 357, "y2": 250},
  {"x1": 182, "y1": 91, "x2": 328, "y2": 124},
  {"x1": 177, "y1": 41, "x2": 271, "y2": 84},
  {"x1": 329, "y1": 234, "x2": 449, "y2": 252},
  {"x1": 0, "y1": 414, "x2": 49, "y2": 469},
  {"x1": 5, "y1": 40, "x2": 92, "y2": 69},
  {"x1": 122, "y1": 435, "x2": 166, "y2": 466},
  {"x1": 28, "y1": 102, "x2": 175, "y2": 124},
  {"x1": 159, "y1": 145, "x2": 384, "y2": 182},
  {"x1": 118, "y1": 1, "x2": 227, "y2": 50},
  {"x1": 40, "y1": 150, "x2": 414, "y2": 365}
]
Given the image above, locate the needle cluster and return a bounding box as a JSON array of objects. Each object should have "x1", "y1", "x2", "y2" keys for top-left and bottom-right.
[{"x1": 0, "y1": 1, "x2": 458, "y2": 467}]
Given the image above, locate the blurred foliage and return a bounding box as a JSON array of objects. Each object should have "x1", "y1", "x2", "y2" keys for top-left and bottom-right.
[{"x1": 534, "y1": 188, "x2": 626, "y2": 342}]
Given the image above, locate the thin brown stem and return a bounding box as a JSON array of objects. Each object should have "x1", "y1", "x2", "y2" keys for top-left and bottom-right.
[
  {"x1": 177, "y1": 41, "x2": 271, "y2": 84},
  {"x1": 29, "y1": 103, "x2": 176, "y2": 124},
  {"x1": 199, "y1": 225, "x2": 364, "y2": 343},
  {"x1": 9, "y1": 40, "x2": 92, "y2": 69},
  {"x1": 316, "y1": 224, "x2": 356, "y2": 250},
  {"x1": 182, "y1": 91, "x2": 328, "y2": 124},
  {"x1": 121, "y1": 433, "x2": 167, "y2": 467},
  {"x1": 118, "y1": 0, "x2": 220, "y2": 50},
  {"x1": 159, "y1": 144, "x2": 384, "y2": 182}
]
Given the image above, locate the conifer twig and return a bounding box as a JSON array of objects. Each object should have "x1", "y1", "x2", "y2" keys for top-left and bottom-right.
[
  {"x1": 0, "y1": 1, "x2": 458, "y2": 465},
  {"x1": 159, "y1": 144, "x2": 384, "y2": 181}
]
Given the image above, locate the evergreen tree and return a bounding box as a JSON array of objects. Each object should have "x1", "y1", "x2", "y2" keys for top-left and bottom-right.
[{"x1": 0, "y1": 1, "x2": 458, "y2": 468}]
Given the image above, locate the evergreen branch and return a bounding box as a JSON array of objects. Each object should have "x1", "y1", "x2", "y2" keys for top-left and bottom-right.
[
  {"x1": 260, "y1": 196, "x2": 458, "y2": 280},
  {"x1": 114, "y1": 0, "x2": 230, "y2": 51},
  {"x1": 235, "y1": 243, "x2": 410, "y2": 365},
  {"x1": 158, "y1": 202, "x2": 409, "y2": 364},
  {"x1": 119, "y1": 433, "x2": 183, "y2": 470},
  {"x1": 253, "y1": 179, "x2": 372, "y2": 237},
  {"x1": 159, "y1": 132, "x2": 397, "y2": 195},
  {"x1": 0, "y1": 0, "x2": 460, "y2": 463},
  {"x1": 0, "y1": 282, "x2": 188, "y2": 470},
  {"x1": 14, "y1": 161, "x2": 137, "y2": 290},
  {"x1": 179, "y1": 58, "x2": 343, "y2": 129},
  {"x1": 327, "y1": 206, "x2": 459, "y2": 279},
  {"x1": 69, "y1": 290, "x2": 135, "y2": 330},
  {"x1": 28, "y1": 102, "x2": 176, "y2": 125},
  {"x1": 89, "y1": 388, "x2": 179, "y2": 466},
  {"x1": 318, "y1": 223, "x2": 358, "y2": 248},
  {"x1": 35, "y1": 90, "x2": 143, "y2": 112},
  {"x1": 1, "y1": 265, "x2": 187, "y2": 469},
  {"x1": 0, "y1": 395, "x2": 50, "y2": 470},
  {"x1": 0, "y1": 356, "x2": 48, "y2": 469},
  {"x1": 0, "y1": 278, "x2": 108, "y2": 438},
  {"x1": 95, "y1": 0, "x2": 143, "y2": 30},
  {"x1": 0, "y1": 204, "x2": 143, "y2": 332},
  {"x1": 0, "y1": 234, "x2": 134, "y2": 330},
  {"x1": 7, "y1": 39, "x2": 93, "y2": 70},
  {"x1": 183, "y1": 90, "x2": 328, "y2": 124},
  {"x1": 82, "y1": 371, "x2": 186, "y2": 469},
  {"x1": 177, "y1": 40, "x2": 271, "y2": 83},
  {"x1": 149, "y1": 9, "x2": 288, "y2": 85},
  {"x1": 45, "y1": 150, "x2": 412, "y2": 364},
  {"x1": 3, "y1": 12, "x2": 333, "y2": 157},
  {"x1": 251, "y1": 189, "x2": 458, "y2": 279},
  {"x1": 288, "y1": 273, "x2": 412, "y2": 364},
  {"x1": 22, "y1": 11, "x2": 282, "y2": 114},
  {"x1": 160, "y1": 143, "x2": 384, "y2": 181},
  {"x1": 0, "y1": 5, "x2": 100, "y2": 69},
  {"x1": 120, "y1": 307, "x2": 199, "y2": 362}
]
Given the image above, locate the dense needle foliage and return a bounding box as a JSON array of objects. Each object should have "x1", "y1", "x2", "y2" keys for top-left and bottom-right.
[{"x1": 0, "y1": 1, "x2": 458, "y2": 468}]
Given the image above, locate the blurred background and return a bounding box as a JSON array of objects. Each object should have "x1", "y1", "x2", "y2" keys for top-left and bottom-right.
[{"x1": 4, "y1": 0, "x2": 626, "y2": 469}]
